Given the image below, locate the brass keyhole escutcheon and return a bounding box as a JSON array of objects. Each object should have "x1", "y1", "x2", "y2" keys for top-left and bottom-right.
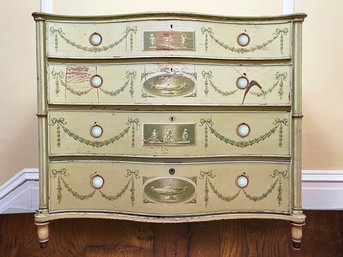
[{"x1": 169, "y1": 168, "x2": 175, "y2": 175}]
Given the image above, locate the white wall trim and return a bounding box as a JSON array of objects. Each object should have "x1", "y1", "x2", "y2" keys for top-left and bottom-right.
[
  {"x1": 40, "y1": 0, "x2": 52, "y2": 13},
  {"x1": 302, "y1": 170, "x2": 343, "y2": 210},
  {"x1": 1, "y1": 169, "x2": 343, "y2": 214},
  {"x1": 283, "y1": 0, "x2": 294, "y2": 14},
  {"x1": 0, "y1": 169, "x2": 39, "y2": 214}
]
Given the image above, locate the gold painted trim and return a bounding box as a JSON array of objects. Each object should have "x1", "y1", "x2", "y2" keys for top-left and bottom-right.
[
  {"x1": 292, "y1": 21, "x2": 303, "y2": 210},
  {"x1": 32, "y1": 12, "x2": 307, "y2": 22}
]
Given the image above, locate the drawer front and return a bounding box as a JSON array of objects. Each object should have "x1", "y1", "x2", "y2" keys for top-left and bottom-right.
[
  {"x1": 48, "y1": 62, "x2": 291, "y2": 106},
  {"x1": 49, "y1": 111, "x2": 290, "y2": 157},
  {"x1": 49, "y1": 161, "x2": 291, "y2": 214},
  {"x1": 47, "y1": 20, "x2": 291, "y2": 59}
]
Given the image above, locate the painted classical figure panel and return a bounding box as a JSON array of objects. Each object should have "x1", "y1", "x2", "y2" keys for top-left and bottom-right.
[
  {"x1": 47, "y1": 19, "x2": 291, "y2": 59},
  {"x1": 48, "y1": 110, "x2": 290, "y2": 157}
]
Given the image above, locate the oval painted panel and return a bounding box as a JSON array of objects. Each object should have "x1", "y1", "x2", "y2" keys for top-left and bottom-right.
[
  {"x1": 144, "y1": 177, "x2": 196, "y2": 203},
  {"x1": 143, "y1": 74, "x2": 195, "y2": 97}
]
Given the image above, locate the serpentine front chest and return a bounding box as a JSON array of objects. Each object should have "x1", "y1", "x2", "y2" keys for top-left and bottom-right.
[{"x1": 33, "y1": 12, "x2": 306, "y2": 249}]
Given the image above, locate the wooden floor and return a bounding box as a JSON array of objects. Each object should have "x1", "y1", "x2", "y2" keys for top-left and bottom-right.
[{"x1": 0, "y1": 211, "x2": 342, "y2": 257}]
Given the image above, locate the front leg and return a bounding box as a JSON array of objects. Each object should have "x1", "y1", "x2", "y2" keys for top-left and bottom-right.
[
  {"x1": 35, "y1": 221, "x2": 49, "y2": 248},
  {"x1": 291, "y1": 222, "x2": 304, "y2": 250}
]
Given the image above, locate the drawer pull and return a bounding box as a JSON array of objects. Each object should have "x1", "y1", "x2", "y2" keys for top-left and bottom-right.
[
  {"x1": 237, "y1": 33, "x2": 250, "y2": 47},
  {"x1": 236, "y1": 123, "x2": 250, "y2": 138},
  {"x1": 90, "y1": 75, "x2": 103, "y2": 88},
  {"x1": 90, "y1": 123, "x2": 103, "y2": 138},
  {"x1": 89, "y1": 32, "x2": 102, "y2": 46},
  {"x1": 236, "y1": 174, "x2": 249, "y2": 188},
  {"x1": 91, "y1": 174, "x2": 104, "y2": 189},
  {"x1": 236, "y1": 76, "x2": 249, "y2": 90}
]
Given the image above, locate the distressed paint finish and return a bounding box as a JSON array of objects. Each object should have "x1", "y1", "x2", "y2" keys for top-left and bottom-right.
[
  {"x1": 143, "y1": 123, "x2": 195, "y2": 146},
  {"x1": 47, "y1": 63, "x2": 292, "y2": 105},
  {"x1": 49, "y1": 161, "x2": 291, "y2": 214},
  {"x1": 48, "y1": 111, "x2": 290, "y2": 157},
  {"x1": 143, "y1": 31, "x2": 195, "y2": 51},
  {"x1": 33, "y1": 12, "x2": 306, "y2": 248},
  {"x1": 46, "y1": 20, "x2": 292, "y2": 59},
  {"x1": 143, "y1": 177, "x2": 197, "y2": 204}
]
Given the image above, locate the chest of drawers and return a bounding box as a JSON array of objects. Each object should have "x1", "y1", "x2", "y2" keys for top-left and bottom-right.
[{"x1": 33, "y1": 12, "x2": 306, "y2": 250}]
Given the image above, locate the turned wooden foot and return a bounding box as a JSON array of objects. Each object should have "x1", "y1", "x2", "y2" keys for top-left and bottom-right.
[
  {"x1": 36, "y1": 222, "x2": 49, "y2": 248},
  {"x1": 291, "y1": 222, "x2": 304, "y2": 250}
]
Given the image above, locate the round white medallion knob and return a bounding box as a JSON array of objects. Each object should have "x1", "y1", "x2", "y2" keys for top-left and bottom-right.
[
  {"x1": 89, "y1": 32, "x2": 102, "y2": 46},
  {"x1": 237, "y1": 33, "x2": 250, "y2": 47},
  {"x1": 236, "y1": 123, "x2": 250, "y2": 138},
  {"x1": 90, "y1": 75, "x2": 103, "y2": 88},
  {"x1": 90, "y1": 123, "x2": 103, "y2": 138},
  {"x1": 236, "y1": 175, "x2": 249, "y2": 188},
  {"x1": 91, "y1": 175, "x2": 104, "y2": 189},
  {"x1": 236, "y1": 76, "x2": 249, "y2": 90}
]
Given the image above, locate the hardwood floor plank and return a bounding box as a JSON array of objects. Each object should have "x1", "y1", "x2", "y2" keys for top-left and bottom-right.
[
  {"x1": 188, "y1": 221, "x2": 220, "y2": 257},
  {"x1": 0, "y1": 211, "x2": 342, "y2": 257},
  {"x1": 152, "y1": 223, "x2": 189, "y2": 257},
  {"x1": 85, "y1": 246, "x2": 152, "y2": 257}
]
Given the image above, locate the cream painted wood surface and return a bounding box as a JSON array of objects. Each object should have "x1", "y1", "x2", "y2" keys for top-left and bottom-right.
[
  {"x1": 48, "y1": 62, "x2": 291, "y2": 105},
  {"x1": 49, "y1": 161, "x2": 291, "y2": 214},
  {"x1": 48, "y1": 110, "x2": 290, "y2": 157},
  {"x1": 34, "y1": 12, "x2": 305, "y2": 247},
  {"x1": 47, "y1": 20, "x2": 292, "y2": 59}
]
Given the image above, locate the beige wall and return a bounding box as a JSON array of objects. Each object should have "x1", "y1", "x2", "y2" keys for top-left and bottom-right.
[
  {"x1": 295, "y1": 0, "x2": 343, "y2": 169},
  {"x1": 0, "y1": 0, "x2": 39, "y2": 185},
  {"x1": 1, "y1": 0, "x2": 342, "y2": 186},
  {"x1": 52, "y1": 0, "x2": 282, "y2": 16}
]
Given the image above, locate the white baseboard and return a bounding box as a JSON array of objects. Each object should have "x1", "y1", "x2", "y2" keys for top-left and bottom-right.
[
  {"x1": 40, "y1": 0, "x2": 52, "y2": 13},
  {"x1": 0, "y1": 169, "x2": 39, "y2": 214},
  {"x1": 302, "y1": 170, "x2": 343, "y2": 210},
  {"x1": 1, "y1": 169, "x2": 343, "y2": 214}
]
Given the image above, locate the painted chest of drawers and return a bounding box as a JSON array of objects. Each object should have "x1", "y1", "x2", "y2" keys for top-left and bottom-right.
[{"x1": 33, "y1": 12, "x2": 306, "y2": 249}]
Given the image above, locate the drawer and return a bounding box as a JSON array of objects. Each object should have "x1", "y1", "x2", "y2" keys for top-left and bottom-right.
[
  {"x1": 49, "y1": 161, "x2": 291, "y2": 214},
  {"x1": 46, "y1": 20, "x2": 292, "y2": 59},
  {"x1": 48, "y1": 62, "x2": 291, "y2": 106},
  {"x1": 49, "y1": 110, "x2": 290, "y2": 157}
]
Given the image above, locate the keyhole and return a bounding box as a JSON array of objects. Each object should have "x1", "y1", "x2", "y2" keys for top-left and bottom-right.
[
  {"x1": 169, "y1": 116, "x2": 175, "y2": 122},
  {"x1": 169, "y1": 168, "x2": 175, "y2": 175},
  {"x1": 170, "y1": 24, "x2": 173, "y2": 29}
]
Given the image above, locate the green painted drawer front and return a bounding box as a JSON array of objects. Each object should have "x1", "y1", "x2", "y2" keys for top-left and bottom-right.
[
  {"x1": 49, "y1": 110, "x2": 290, "y2": 157},
  {"x1": 47, "y1": 19, "x2": 291, "y2": 59},
  {"x1": 49, "y1": 161, "x2": 291, "y2": 214},
  {"x1": 48, "y1": 62, "x2": 291, "y2": 106}
]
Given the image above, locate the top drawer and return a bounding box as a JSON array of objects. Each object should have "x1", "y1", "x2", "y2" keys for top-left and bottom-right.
[{"x1": 46, "y1": 20, "x2": 292, "y2": 60}]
